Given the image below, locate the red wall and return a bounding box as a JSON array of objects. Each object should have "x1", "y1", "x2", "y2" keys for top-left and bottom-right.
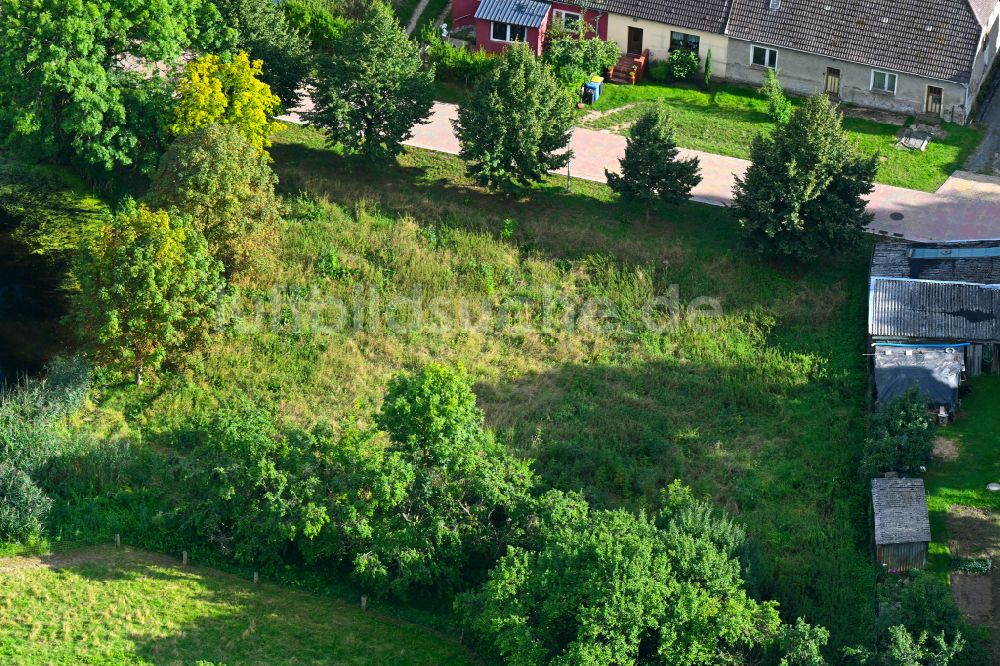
[
  {"x1": 466, "y1": 4, "x2": 610, "y2": 55},
  {"x1": 452, "y1": 0, "x2": 478, "y2": 27},
  {"x1": 474, "y1": 20, "x2": 545, "y2": 55},
  {"x1": 548, "y1": 3, "x2": 609, "y2": 40}
]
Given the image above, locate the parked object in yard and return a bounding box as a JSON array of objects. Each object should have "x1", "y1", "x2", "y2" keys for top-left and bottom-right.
[
  {"x1": 581, "y1": 78, "x2": 603, "y2": 103},
  {"x1": 872, "y1": 477, "x2": 931, "y2": 571}
]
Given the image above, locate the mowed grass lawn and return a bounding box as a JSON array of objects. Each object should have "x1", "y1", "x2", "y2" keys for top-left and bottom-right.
[
  {"x1": 925, "y1": 376, "x2": 1000, "y2": 574},
  {"x1": 104, "y1": 123, "x2": 876, "y2": 649},
  {"x1": 0, "y1": 547, "x2": 474, "y2": 665},
  {"x1": 580, "y1": 81, "x2": 983, "y2": 192}
]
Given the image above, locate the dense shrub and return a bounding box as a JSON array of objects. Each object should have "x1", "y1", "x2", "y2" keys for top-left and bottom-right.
[
  {"x1": 162, "y1": 364, "x2": 534, "y2": 595},
  {"x1": 732, "y1": 94, "x2": 878, "y2": 262},
  {"x1": 760, "y1": 68, "x2": 792, "y2": 124},
  {"x1": 845, "y1": 572, "x2": 985, "y2": 665},
  {"x1": 308, "y1": 1, "x2": 434, "y2": 162},
  {"x1": 170, "y1": 52, "x2": 283, "y2": 157},
  {"x1": 72, "y1": 204, "x2": 225, "y2": 385},
  {"x1": 180, "y1": 401, "x2": 331, "y2": 567},
  {"x1": 862, "y1": 388, "x2": 935, "y2": 477},
  {"x1": 648, "y1": 59, "x2": 671, "y2": 83},
  {"x1": 0, "y1": 466, "x2": 52, "y2": 542},
  {"x1": 666, "y1": 48, "x2": 700, "y2": 80},
  {"x1": 460, "y1": 483, "x2": 809, "y2": 664},
  {"x1": 357, "y1": 364, "x2": 536, "y2": 594},
  {"x1": 146, "y1": 124, "x2": 281, "y2": 282},
  {"x1": 455, "y1": 45, "x2": 574, "y2": 193},
  {"x1": 422, "y1": 26, "x2": 494, "y2": 83},
  {"x1": 282, "y1": 0, "x2": 350, "y2": 51},
  {"x1": 543, "y1": 33, "x2": 620, "y2": 82}
]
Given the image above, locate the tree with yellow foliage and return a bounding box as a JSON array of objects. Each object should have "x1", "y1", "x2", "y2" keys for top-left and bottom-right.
[
  {"x1": 72, "y1": 203, "x2": 225, "y2": 384},
  {"x1": 170, "y1": 52, "x2": 282, "y2": 156}
]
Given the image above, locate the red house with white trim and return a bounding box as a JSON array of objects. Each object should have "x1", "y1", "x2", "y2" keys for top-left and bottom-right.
[{"x1": 452, "y1": 0, "x2": 609, "y2": 55}]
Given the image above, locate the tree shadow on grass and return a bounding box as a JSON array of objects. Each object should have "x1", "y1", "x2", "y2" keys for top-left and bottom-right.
[
  {"x1": 475, "y1": 356, "x2": 874, "y2": 647},
  {"x1": 24, "y1": 547, "x2": 476, "y2": 666},
  {"x1": 270, "y1": 139, "x2": 744, "y2": 270}
]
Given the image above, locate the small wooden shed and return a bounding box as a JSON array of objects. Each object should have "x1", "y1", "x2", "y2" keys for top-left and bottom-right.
[{"x1": 872, "y1": 477, "x2": 931, "y2": 571}]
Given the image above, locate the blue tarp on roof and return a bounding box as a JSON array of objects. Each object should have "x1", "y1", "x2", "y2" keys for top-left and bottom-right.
[{"x1": 474, "y1": 0, "x2": 550, "y2": 27}]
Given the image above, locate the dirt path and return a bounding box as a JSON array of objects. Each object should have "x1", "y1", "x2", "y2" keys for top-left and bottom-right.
[{"x1": 405, "y1": 0, "x2": 432, "y2": 34}]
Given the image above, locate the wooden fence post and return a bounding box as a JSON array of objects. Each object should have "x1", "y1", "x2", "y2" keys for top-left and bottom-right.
[
  {"x1": 253, "y1": 571, "x2": 259, "y2": 585},
  {"x1": 361, "y1": 595, "x2": 368, "y2": 612},
  {"x1": 115, "y1": 534, "x2": 121, "y2": 548},
  {"x1": 182, "y1": 551, "x2": 188, "y2": 566}
]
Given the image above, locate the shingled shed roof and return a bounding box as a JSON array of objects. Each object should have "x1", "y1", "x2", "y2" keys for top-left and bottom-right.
[
  {"x1": 871, "y1": 241, "x2": 1000, "y2": 285},
  {"x1": 872, "y1": 478, "x2": 931, "y2": 545},
  {"x1": 725, "y1": 0, "x2": 985, "y2": 83},
  {"x1": 868, "y1": 278, "x2": 1000, "y2": 342},
  {"x1": 604, "y1": 0, "x2": 731, "y2": 33}
]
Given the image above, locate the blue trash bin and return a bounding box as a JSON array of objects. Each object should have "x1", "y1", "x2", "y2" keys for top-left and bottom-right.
[{"x1": 584, "y1": 81, "x2": 602, "y2": 104}]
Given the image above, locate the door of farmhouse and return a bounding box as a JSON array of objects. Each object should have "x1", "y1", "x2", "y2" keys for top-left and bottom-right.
[
  {"x1": 925, "y1": 86, "x2": 943, "y2": 116},
  {"x1": 824, "y1": 67, "x2": 841, "y2": 96}
]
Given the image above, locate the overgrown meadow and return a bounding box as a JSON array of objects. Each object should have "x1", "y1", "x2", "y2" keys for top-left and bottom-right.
[{"x1": 60, "y1": 125, "x2": 878, "y2": 648}]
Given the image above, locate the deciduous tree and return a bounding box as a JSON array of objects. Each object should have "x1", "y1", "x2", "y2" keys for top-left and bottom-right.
[
  {"x1": 461, "y1": 482, "x2": 783, "y2": 665},
  {"x1": 146, "y1": 124, "x2": 281, "y2": 281},
  {"x1": 73, "y1": 204, "x2": 224, "y2": 384},
  {"x1": 0, "y1": 0, "x2": 223, "y2": 172},
  {"x1": 731, "y1": 94, "x2": 878, "y2": 262},
  {"x1": 307, "y1": 2, "x2": 434, "y2": 162},
  {"x1": 213, "y1": 0, "x2": 313, "y2": 107},
  {"x1": 169, "y1": 52, "x2": 283, "y2": 156},
  {"x1": 331, "y1": 363, "x2": 535, "y2": 594},
  {"x1": 606, "y1": 104, "x2": 701, "y2": 219},
  {"x1": 455, "y1": 45, "x2": 574, "y2": 194}
]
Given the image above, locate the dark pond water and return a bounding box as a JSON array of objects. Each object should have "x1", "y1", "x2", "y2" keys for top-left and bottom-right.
[{"x1": 0, "y1": 229, "x2": 69, "y2": 387}]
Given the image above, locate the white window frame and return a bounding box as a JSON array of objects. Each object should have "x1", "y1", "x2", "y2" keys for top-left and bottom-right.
[
  {"x1": 491, "y1": 22, "x2": 527, "y2": 43},
  {"x1": 751, "y1": 45, "x2": 778, "y2": 69},
  {"x1": 552, "y1": 9, "x2": 581, "y2": 31},
  {"x1": 870, "y1": 69, "x2": 897, "y2": 94},
  {"x1": 669, "y1": 31, "x2": 701, "y2": 54}
]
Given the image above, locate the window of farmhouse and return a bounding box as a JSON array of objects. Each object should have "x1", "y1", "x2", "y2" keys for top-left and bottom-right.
[
  {"x1": 871, "y1": 70, "x2": 897, "y2": 93},
  {"x1": 670, "y1": 31, "x2": 700, "y2": 53},
  {"x1": 751, "y1": 45, "x2": 777, "y2": 68}
]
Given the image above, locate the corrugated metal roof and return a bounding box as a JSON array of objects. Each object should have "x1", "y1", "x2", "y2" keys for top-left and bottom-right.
[
  {"x1": 474, "y1": 0, "x2": 551, "y2": 27},
  {"x1": 872, "y1": 241, "x2": 1000, "y2": 284},
  {"x1": 872, "y1": 478, "x2": 931, "y2": 545},
  {"x1": 868, "y1": 277, "x2": 1000, "y2": 342}
]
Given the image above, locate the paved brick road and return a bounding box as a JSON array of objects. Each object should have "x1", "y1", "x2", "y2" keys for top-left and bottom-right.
[{"x1": 285, "y1": 100, "x2": 1000, "y2": 242}]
